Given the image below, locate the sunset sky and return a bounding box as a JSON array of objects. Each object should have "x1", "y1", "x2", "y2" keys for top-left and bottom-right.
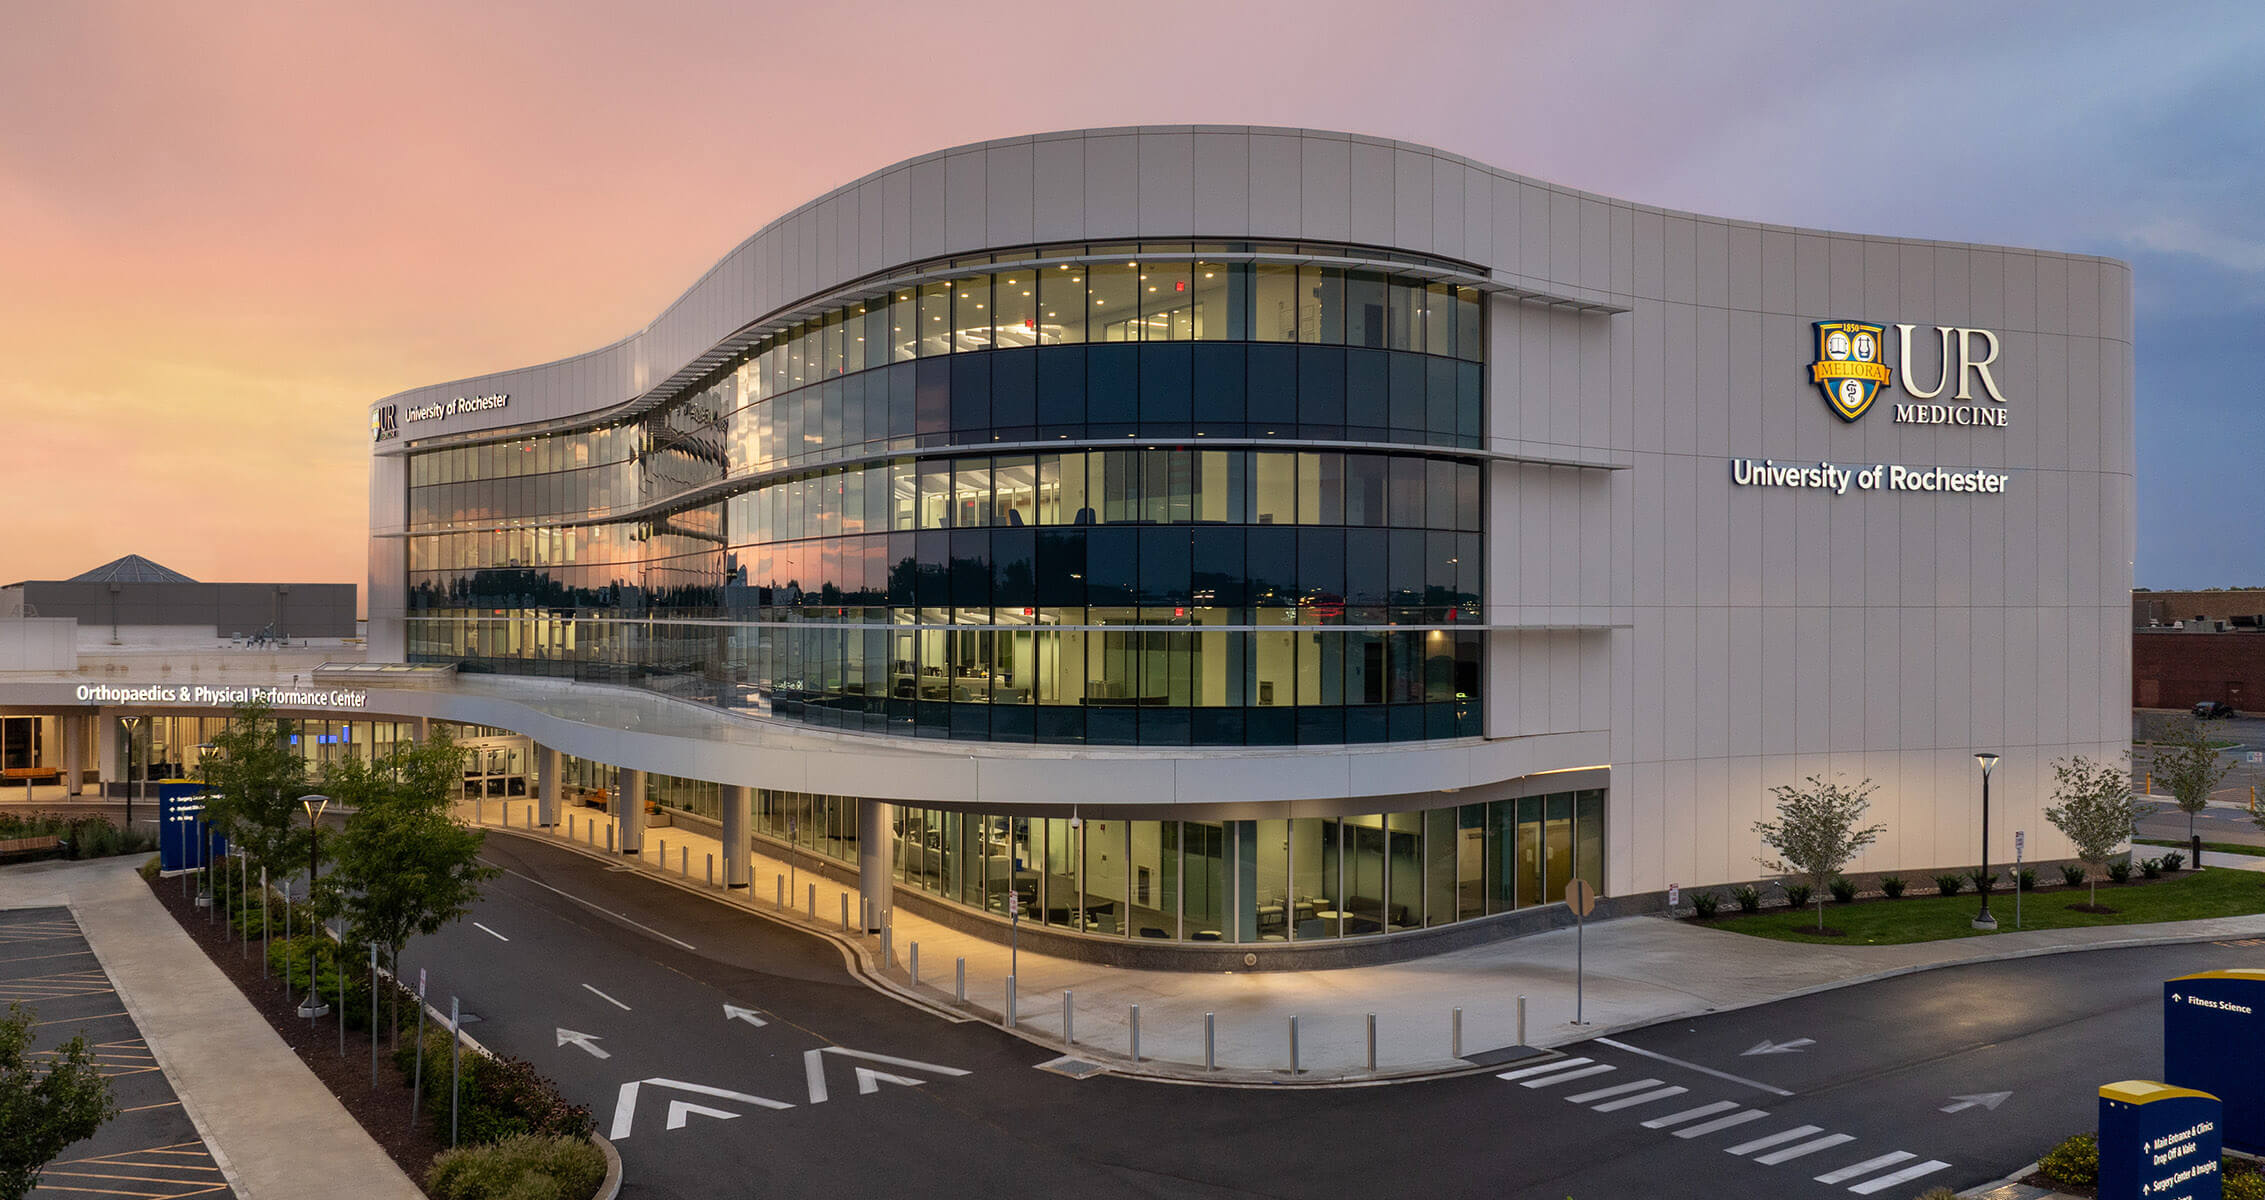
[{"x1": 4, "y1": 1, "x2": 2259, "y2": 598}]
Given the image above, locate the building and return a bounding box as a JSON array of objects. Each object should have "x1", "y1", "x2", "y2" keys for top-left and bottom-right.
[
  {"x1": 4, "y1": 555, "x2": 357, "y2": 642},
  {"x1": 13, "y1": 127, "x2": 2137, "y2": 966}
]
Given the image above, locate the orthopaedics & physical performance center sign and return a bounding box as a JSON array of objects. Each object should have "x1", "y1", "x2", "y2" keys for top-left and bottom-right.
[{"x1": 74, "y1": 683, "x2": 372, "y2": 709}]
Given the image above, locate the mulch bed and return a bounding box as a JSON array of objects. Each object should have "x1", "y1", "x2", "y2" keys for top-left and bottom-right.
[{"x1": 145, "y1": 871, "x2": 444, "y2": 1192}]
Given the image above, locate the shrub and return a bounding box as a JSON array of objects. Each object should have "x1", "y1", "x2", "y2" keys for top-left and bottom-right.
[
  {"x1": 2060, "y1": 863, "x2": 2088, "y2": 888},
  {"x1": 2036, "y1": 1132, "x2": 2098, "y2": 1188},
  {"x1": 1910, "y1": 1190, "x2": 1960, "y2": 1200},
  {"x1": 2140, "y1": 857, "x2": 2162, "y2": 880},
  {"x1": 1781, "y1": 882, "x2": 1814, "y2": 909},
  {"x1": 1879, "y1": 875, "x2": 1907, "y2": 899},
  {"x1": 2014, "y1": 867, "x2": 2038, "y2": 892},
  {"x1": 1827, "y1": 876, "x2": 1857, "y2": 904},
  {"x1": 2227, "y1": 1163, "x2": 2265, "y2": 1200},
  {"x1": 1968, "y1": 869, "x2": 1998, "y2": 895},
  {"x1": 425, "y1": 1134, "x2": 605, "y2": 1200},
  {"x1": 1730, "y1": 885, "x2": 1762, "y2": 914},
  {"x1": 1690, "y1": 891, "x2": 1721, "y2": 919},
  {"x1": 396, "y1": 1027, "x2": 594, "y2": 1145},
  {"x1": 138, "y1": 854, "x2": 161, "y2": 882},
  {"x1": 2162, "y1": 851, "x2": 2187, "y2": 872},
  {"x1": 2107, "y1": 860, "x2": 2132, "y2": 884},
  {"x1": 1934, "y1": 873, "x2": 1965, "y2": 897}
]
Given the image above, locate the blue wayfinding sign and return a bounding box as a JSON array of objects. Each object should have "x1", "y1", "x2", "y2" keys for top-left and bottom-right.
[
  {"x1": 2098, "y1": 1081, "x2": 2221, "y2": 1200},
  {"x1": 2165, "y1": 970, "x2": 2265, "y2": 1153},
  {"x1": 157, "y1": 781, "x2": 226, "y2": 873}
]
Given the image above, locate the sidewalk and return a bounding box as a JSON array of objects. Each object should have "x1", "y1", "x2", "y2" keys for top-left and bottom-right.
[
  {"x1": 0, "y1": 857, "x2": 422, "y2": 1200},
  {"x1": 470, "y1": 800, "x2": 2265, "y2": 1084}
]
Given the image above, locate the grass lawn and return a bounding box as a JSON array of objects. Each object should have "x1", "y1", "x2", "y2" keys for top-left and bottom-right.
[
  {"x1": 1697, "y1": 867, "x2": 2265, "y2": 945},
  {"x1": 2137, "y1": 837, "x2": 2265, "y2": 858}
]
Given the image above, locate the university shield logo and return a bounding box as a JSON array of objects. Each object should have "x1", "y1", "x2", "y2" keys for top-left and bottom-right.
[{"x1": 1810, "y1": 320, "x2": 1893, "y2": 421}]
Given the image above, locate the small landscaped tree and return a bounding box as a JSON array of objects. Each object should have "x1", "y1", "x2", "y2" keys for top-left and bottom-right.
[
  {"x1": 2044, "y1": 754, "x2": 2155, "y2": 909},
  {"x1": 199, "y1": 699, "x2": 316, "y2": 897},
  {"x1": 0, "y1": 1003, "x2": 116, "y2": 1200},
  {"x1": 2154, "y1": 720, "x2": 2233, "y2": 852},
  {"x1": 1754, "y1": 775, "x2": 1885, "y2": 932},
  {"x1": 314, "y1": 727, "x2": 497, "y2": 1035}
]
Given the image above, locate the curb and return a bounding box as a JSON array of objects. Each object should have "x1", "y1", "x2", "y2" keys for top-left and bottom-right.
[{"x1": 591, "y1": 1132, "x2": 622, "y2": 1200}]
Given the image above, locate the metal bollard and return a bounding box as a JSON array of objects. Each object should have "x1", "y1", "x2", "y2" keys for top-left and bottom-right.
[
  {"x1": 1063, "y1": 990, "x2": 1074, "y2": 1046},
  {"x1": 1517, "y1": 995, "x2": 1528, "y2": 1046},
  {"x1": 1005, "y1": 975, "x2": 1017, "y2": 1028},
  {"x1": 1130, "y1": 1004, "x2": 1142, "y2": 1062},
  {"x1": 707, "y1": 854, "x2": 714, "y2": 886},
  {"x1": 680, "y1": 846, "x2": 687, "y2": 875},
  {"x1": 808, "y1": 882, "x2": 816, "y2": 916},
  {"x1": 862, "y1": 897, "x2": 871, "y2": 931},
  {"x1": 955, "y1": 957, "x2": 966, "y2": 1003},
  {"x1": 1289, "y1": 1015, "x2": 1300, "y2": 1075},
  {"x1": 1205, "y1": 1012, "x2": 1216, "y2": 1071},
  {"x1": 909, "y1": 942, "x2": 920, "y2": 987},
  {"x1": 1366, "y1": 1013, "x2": 1378, "y2": 1072},
  {"x1": 660, "y1": 837, "x2": 667, "y2": 865},
  {"x1": 607, "y1": 824, "x2": 615, "y2": 852},
  {"x1": 838, "y1": 891, "x2": 848, "y2": 931},
  {"x1": 777, "y1": 875, "x2": 785, "y2": 908},
  {"x1": 1452, "y1": 1007, "x2": 1463, "y2": 1058}
]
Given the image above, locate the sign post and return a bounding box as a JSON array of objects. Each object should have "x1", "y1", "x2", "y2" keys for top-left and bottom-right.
[
  {"x1": 2097, "y1": 1081, "x2": 2221, "y2": 1200},
  {"x1": 2014, "y1": 830, "x2": 2025, "y2": 929},
  {"x1": 2165, "y1": 969, "x2": 2265, "y2": 1153},
  {"x1": 1566, "y1": 879, "x2": 1599, "y2": 1026}
]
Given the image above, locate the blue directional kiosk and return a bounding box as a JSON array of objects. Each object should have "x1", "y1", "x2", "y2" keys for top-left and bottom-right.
[
  {"x1": 157, "y1": 779, "x2": 225, "y2": 873},
  {"x1": 2098, "y1": 1081, "x2": 2221, "y2": 1200},
  {"x1": 2165, "y1": 970, "x2": 2265, "y2": 1154}
]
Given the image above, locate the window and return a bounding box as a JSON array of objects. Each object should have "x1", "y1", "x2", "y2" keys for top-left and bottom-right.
[
  {"x1": 918, "y1": 282, "x2": 953, "y2": 356},
  {"x1": 1088, "y1": 259, "x2": 1139, "y2": 341},
  {"x1": 1040, "y1": 264, "x2": 1086, "y2": 344},
  {"x1": 994, "y1": 273, "x2": 1037, "y2": 349},
  {"x1": 953, "y1": 274, "x2": 992, "y2": 352}
]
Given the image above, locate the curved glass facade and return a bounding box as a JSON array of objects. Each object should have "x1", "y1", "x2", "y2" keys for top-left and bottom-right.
[{"x1": 402, "y1": 243, "x2": 1489, "y2": 746}]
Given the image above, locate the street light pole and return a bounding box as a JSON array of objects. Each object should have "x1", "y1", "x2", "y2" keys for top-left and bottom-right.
[
  {"x1": 300, "y1": 794, "x2": 332, "y2": 1016},
  {"x1": 1973, "y1": 753, "x2": 1999, "y2": 931}
]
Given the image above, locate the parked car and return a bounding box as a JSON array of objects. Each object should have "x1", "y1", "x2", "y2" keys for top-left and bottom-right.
[{"x1": 2194, "y1": 701, "x2": 2238, "y2": 719}]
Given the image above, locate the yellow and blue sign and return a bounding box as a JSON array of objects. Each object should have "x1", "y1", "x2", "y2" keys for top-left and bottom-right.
[
  {"x1": 2099, "y1": 1081, "x2": 2221, "y2": 1200},
  {"x1": 1811, "y1": 320, "x2": 1893, "y2": 422},
  {"x1": 157, "y1": 780, "x2": 227, "y2": 873},
  {"x1": 2166, "y1": 970, "x2": 2265, "y2": 1153}
]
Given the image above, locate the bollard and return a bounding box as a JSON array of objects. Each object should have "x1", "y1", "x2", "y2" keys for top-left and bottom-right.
[
  {"x1": 910, "y1": 942, "x2": 920, "y2": 987},
  {"x1": 1063, "y1": 990, "x2": 1074, "y2": 1046},
  {"x1": 808, "y1": 882, "x2": 817, "y2": 918},
  {"x1": 1517, "y1": 995, "x2": 1528, "y2": 1046},
  {"x1": 680, "y1": 846, "x2": 687, "y2": 876},
  {"x1": 1205, "y1": 1012, "x2": 1216, "y2": 1071},
  {"x1": 1130, "y1": 1004, "x2": 1142, "y2": 1063},
  {"x1": 839, "y1": 892, "x2": 849, "y2": 931},
  {"x1": 1366, "y1": 1013, "x2": 1378, "y2": 1072},
  {"x1": 707, "y1": 853, "x2": 714, "y2": 886},
  {"x1": 955, "y1": 957, "x2": 966, "y2": 1004},
  {"x1": 1452, "y1": 1007, "x2": 1463, "y2": 1058},
  {"x1": 777, "y1": 874, "x2": 785, "y2": 908},
  {"x1": 525, "y1": 804, "x2": 532, "y2": 827},
  {"x1": 607, "y1": 824, "x2": 615, "y2": 852},
  {"x1": 1289, "y1": 1015, "x2": 1300, "y2": 1075},
  {"x1": 1005, "y1": 975, "x2": 1017, "y2": 1028},
  {"x1": 881, "y1": 926, "x2": 893, "y2": 970},
  {"x1": 568, "y1": 814, "x2": 575, "y2": 840},
  {"x1": 660, "y1": 837, "x2": 667, "y2": 865}
]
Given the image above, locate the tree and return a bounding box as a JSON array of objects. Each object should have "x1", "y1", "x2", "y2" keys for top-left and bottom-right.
[
  {"x1": 2154, "y1": 720, "x2": 2232, "y2": 847},
  {"x1": 0, "y1": 1003, "x2": 116, "y2": 1200},
  {"x1": 1754, "y1": 775, "x2": 1885, "y2": 932},
  {"x1": 313, "y1": 727, "x2": 497, "y2": 1034},
  {"x1": 2045, "y1": 754, "x2": 2155, "y2": 908},
  {"x1": 199, "y1": 699, "x2": 315, "y2": 896}
]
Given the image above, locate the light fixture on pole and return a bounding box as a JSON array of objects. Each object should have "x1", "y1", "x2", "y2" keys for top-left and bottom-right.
[
  {"x1": 1972, "y1": 753, "x2": 2000, "y2": 931},
  {"x1": 297, "y1": 794, "x2": 333, "y2": 1017}
]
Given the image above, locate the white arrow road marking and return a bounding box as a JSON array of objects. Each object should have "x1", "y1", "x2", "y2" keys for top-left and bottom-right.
[
  {"x1": 1940, "y1": 1091, "x2": 2013, "y2": 1113},
  {"x1": 723, "y1": 1003, "x2": 768, "y2": 1027},
  {"x1": 582, "y1": 983, "x2": 631, "y2": 1011},
  {"x1": 804, "y1": 1049, "x2": 829, "y2": 1105},
  {"x1": 1741, "y1": 1038, "x2": 1815, "y2": 1056},
  {"x1": 556, "y1": 1028, "x2": 610, "y2": 1059},
  {"x1": 805, "y1": 1045, "x2": 973, "y2": 1103},
  {"x1": 473, "y1": 922, "x2": 509, "y2": 942},
  {"x1": 855, "y1": 1067, "x2": 923, "y2": 1094},
  {"x1": 665, "y1": 1101, "x2": 739, "y2": 1131},
  {"x1": 608, "y1": 1079, "x2": 795, "y2": 1140}
]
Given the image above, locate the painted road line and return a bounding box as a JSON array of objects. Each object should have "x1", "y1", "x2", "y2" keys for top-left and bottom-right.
[
  {"x1": 723, "y1": 1003, "x2": 768, "y2": 1027},
  {"x1": 1518, "y1": 1063, "x2": 1617, "y2": 1088},
  {"x1": 1564, "y1": 1079, "x2": 1665, "y2": 1105},
  {"x1": 493, "y1": 863, "x2": 698, "y2": 950},
  {"x1": 1814, "y1": 1152, "x2": 1915, "y2": 1186},
  {"x1": 821, "y1": 1047, "x2": 972, "y2": 1077},
  {"x1": 1496, "y1": 1056, "x2": 1593, "y2": 1082},
  {"x1": 1845, "y1": 1159, "x2": 1949, "y2": 1195},
  {"x1": 473, "y1": 922, "x2": 509, "y2": 942},
  {"x1": 581, "y1": 983, "x2": 632, "y2": 1011},
  {"x1": 805, "y1": 1048, "x2": 829, "y2": 1104},
  {"x1": 1642, "y1": 1100, "x2": 1742, "y2": 1129},
  {"x1": 1725, "y1": 1126, "x2": 1823, "y2": 1156},
  {"x1": 1593, "y1": 1036, "x2": 1796, "y2": 1098},
  {"x1": 1740, "y1": 1038, "x2": 1814, "y2": 1056},
  {"x1": 557, "y1": 1028, "x2": 611, "y2": 1059},
  {"x1": 1752, "y1": 1133, "x2": 1856, "y2": 1165},
  {"x1": 1590, "y1": 1085, "x2": 1688, "y2": 1113},
  {"x1": 1672, "y1": 1109, "x2": 1771, "y2": 1139},
  {"x1": 609, "y1": 1078, "x2": 796, "y2": 1140}
]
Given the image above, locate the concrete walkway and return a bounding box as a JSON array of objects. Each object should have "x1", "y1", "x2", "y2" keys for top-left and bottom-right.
[
  {"x1": 0, "y1": 857, "x2": 421, "y2": 1200},
  {"x1": 471, "y1": 800, "x2": 2265, "y2": 1084}
]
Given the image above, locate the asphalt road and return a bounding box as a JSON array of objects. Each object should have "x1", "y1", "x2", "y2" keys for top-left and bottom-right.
[{"x1": 397, "y1": 835, "x2": 2265, "y2": 1200}]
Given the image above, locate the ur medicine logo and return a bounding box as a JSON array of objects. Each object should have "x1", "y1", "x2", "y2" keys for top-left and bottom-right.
[
  {"x1": 371, "y1": 404, "x2": 399, "y2": 443},
  {"x1": 1811, "y1": 321, "x2": 1892, "y2": 421}
]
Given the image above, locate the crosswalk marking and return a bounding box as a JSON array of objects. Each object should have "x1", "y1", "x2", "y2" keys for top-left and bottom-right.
[
  {"x1": 1590, "y1": 1085, "x2": 1687, "y2": 1112},
  {"x1": 1815, "y1": 1151, "x2": 1915, "y2": 1185},
  {"x1": 1753, "y1": 1133, "x2": 1855, "y2": 1165},
  {"x1": 1565, "y1": 1079, "x2": 1664, "y2": 1105},
  {"x1": 1519, "y1": 1063, "x2": 1616, "y2": 1088},
  {"x1": 1846, "y1": 1158, "x2": 1950, "y2": 1195},
  {"x1": 1725, "y1": 1125, "x2": 1822, "y2": 1156},
  {"x1": 1673, "y1": 1109, "x2": 1770, "y2": 1138},
  {"x1": 1496, "y1": 1056, "x2": 1593, "y2": 1082},
  {"x1": 1641, "y1": 1100, "x2": 1741, "y2": 1129}
]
